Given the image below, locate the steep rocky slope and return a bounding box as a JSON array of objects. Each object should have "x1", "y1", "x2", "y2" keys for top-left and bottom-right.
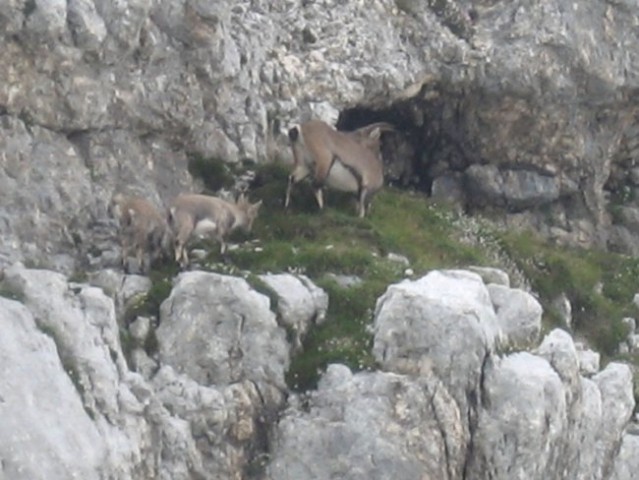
[
  {"x1": 2, "y1": 263, "x2": 637, "y2": 479},
  {"x1": 2, "y1": 0, "x2": 639, "y2": 478}
]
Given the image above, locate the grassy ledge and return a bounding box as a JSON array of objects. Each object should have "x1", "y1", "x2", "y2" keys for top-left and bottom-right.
[{"x1": 182, "y1": 162, "x2": 639, "y2": 393}]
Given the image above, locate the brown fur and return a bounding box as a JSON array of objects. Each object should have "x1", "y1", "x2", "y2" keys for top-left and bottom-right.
[
  {"x1": 168, "y1": 193, "x2": 262, "y2": 267},
  {"x1": 109, "y1": 193, "x2": 171, "y2": 274},
  {"x1": 286, "y1": 120, "x2": 390, "y2": 217}
]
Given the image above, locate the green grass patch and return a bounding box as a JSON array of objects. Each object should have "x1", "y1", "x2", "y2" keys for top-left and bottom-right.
[
  {"x1": 0, "y1": 284, "x2": 25, "y2": 302},
  {"x1": 187, "y1": 154, "x2": 236, "y2": 193},
  {"x1": 122, "y1": 263, "x2": 177, "y2": 360},
  {"x1": 496, "y1": 230, "x2": 639, "y2": 356}
]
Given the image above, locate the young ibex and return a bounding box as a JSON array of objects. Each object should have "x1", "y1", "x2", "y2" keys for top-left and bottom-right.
[
  {"x1": 108, "y1": 193, "x2": 172, "y2": 274},
  {"x1": 168, "y1": 193, "x2": 262, "y2": 267},
  {"x1": 285, "y1": 120, "x2": 393, "y2": 218}
]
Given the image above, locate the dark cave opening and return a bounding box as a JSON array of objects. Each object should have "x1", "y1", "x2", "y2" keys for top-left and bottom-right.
[{"x1": 336, "y1": 93, "x2": 473, "y2": 196}]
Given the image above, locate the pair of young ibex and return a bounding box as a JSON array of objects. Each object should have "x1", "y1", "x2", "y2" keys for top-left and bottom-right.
[
  {"x1": 110, "y1": 119, "x2": 393, "y2": 272},
  {"x1": 109, "y1": 192, "x2": 263, "y2": 272}
]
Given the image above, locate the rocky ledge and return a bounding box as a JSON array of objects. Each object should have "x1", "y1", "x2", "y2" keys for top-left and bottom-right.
[{"x1": 0, "y1": 263, "x2": 636, "y2": 479}]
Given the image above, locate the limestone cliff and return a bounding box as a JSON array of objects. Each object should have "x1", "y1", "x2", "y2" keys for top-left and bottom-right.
[{"x1": 2, "y1": 0, "x2": 639, "y2": 271}]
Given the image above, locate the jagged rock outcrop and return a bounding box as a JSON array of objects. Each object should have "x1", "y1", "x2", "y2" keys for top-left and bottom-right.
[
  {"x1": 157, "y1": 271, "x2": 290, "y2": 401},
  {"x1": 257, "y1": 272, "x2": 329, "y2": 351},
  {"x1": 266, "y1": 364, "x2": 464, "y2": 480},
  {"x1": 0, "y1": 263, "x2": 297, "y2": 479},
  {"x1": 0, "y1": 296, "x2": 106, "y2": 479},
  {"x1": 1, "y1": 263, "x2": 637, "y2": 478},
  {"x1": 268, "y1": 269, "x2": 636, "y2": 480}
]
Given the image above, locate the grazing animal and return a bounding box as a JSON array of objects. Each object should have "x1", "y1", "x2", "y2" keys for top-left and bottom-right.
[
  {"x1": 285, "y1": 120, "x2": 393, "y2": 217},
  {"x1": 108, "y1": 193, "x2": 172, "y2": 274},
  {"x1": 168, "y1": 193, "x2": 262, "y2": 267}
]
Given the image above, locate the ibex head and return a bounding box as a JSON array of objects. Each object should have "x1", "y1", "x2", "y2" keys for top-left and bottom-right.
[{"x1": 236, "y1": 193, "x2": 263, "y2": 232}]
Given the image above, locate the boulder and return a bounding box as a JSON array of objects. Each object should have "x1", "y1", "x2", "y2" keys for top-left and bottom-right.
[
  {"x1": 266, "y1": 364, "x2": 465, "y2": 480},
  {"x1": 611, "y1": 433, "x2": 639, "y2": 480},
  {"x1": 488, "y1": 283, "x2": 542, "y2": 349},
  {"x1": 468, "y1": 266, "x2": 510, "y2": 287},
  {"x1": 157, "y1": 271, "x2": 290, "y2": 404},
  {"x1": 373, "y1": 269, "x2": 500, "y2": 402},
  {"x1": 0, "y1": 297, "x2": 105, "y2": 480},
  {"x1": 258, "y1": 273, "x2": 328, "y2": 350},
  {"x1": 466, "y1": 352, "x2": 568, "y2": 479}
]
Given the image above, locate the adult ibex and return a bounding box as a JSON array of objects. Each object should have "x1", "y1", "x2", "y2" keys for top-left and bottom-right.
[
  {"x1": 168, "y1": 193, "x2": 262, "y2": 267},
  {"x1": 285, "y1": 120, "x2": 393, "y2": 217}
]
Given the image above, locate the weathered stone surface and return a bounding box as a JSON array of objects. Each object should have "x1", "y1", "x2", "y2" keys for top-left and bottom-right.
[
  {"x1": 592, "y1": 363, "x2": 635, "y2": 478},
  {"x1": 488, "y1": 283, "x2": 542, "y2": 348},
  {"x1": 468, "y1": 265, "x2": 510, "y2": 287},
  {"x1": 611, "y1": 433, "x2": 639, "y2": 480},
  {"x1": 150, "y1": 365, "x2": 274, "y2": 480},
  {"x1": 1, "y1": 0, "x2": 639, "y2": 265},
  {"x1": 465, "y1": 165, "x2": 560, "y2": 211},
  {"x1": 467, "y1": 333, "x2": 632, "y2": 480},
  {"x1": 2, "y1": 261, "x2": 638, "y2": 479},
  {"x1": 89, "y1": 269, "x2": 152, "y2": 321},
  {"x1": 157, "y1": 271, "x2": 289, "y2": 403},
  {"x1": 258, "y1": 273, "x2": 328, "y2": 351},
  {"x1": 536, "y1": 329, "x2": 581, "y2": 407},
  {"x1": 552, "y1": 292, "x2": 573, "y2": 329},
  {"x1": 2, "y1": 263, "x2": 127, "y2": 418},
  {"x1": 431, "y1": 172, "x2": 465, "y2": 204},
  {"x1": 266, "y1": 364, "x2": 465, "y2": 480},
  {"x1": 0, "y1": 263, "x2": 293, "y2": 479},
  {"x1": 0, "y1": 117, "x2": 93, "y2": 273},
  {"x1": 0, "y1": 263, "x2": 154, "y2": 478},
  {"x1": 467, "y1": 352, "x2": 568, "y2": 479},
  {"x1": 373, "y1": 269, "x2": 500, "y2": 387},
  {"x1": 372, "y1": 269, "x2": 501, "y2": 466},
  {"x1": 576, "y1": 343, "x2": 601, "y2": 376},
  {"x1": 0, "y1": 297, "x2": 105, "y2": 480}
]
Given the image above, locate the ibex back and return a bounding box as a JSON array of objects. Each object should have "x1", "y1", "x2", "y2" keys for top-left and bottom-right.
[{"x1": 285, "y1": 120, "x2": 392, "y2": 217}]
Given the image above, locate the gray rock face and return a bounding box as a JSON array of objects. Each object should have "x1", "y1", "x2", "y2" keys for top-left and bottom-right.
[
  {"x1": 269, "y1": 270, "x2": 636, "y2": 480},
  {"x1": 2, "y1": 263, "x2": 127, "y2": 419},
  {"x1": 465, "y1": 164, "x2": 561, "y2": 211},
  {"x1": 577, "y1": 343, "x2": 601, "y2": 376},
  {"x1": 1, "y1": 263, "x2": 152, "y2": 479},
  {"x1": 88, "y1": 268, "x2": 153, "y2": 320},
  {"x1": 258, "y1": 273, "x2": 329, "y2": 351},
  {"x1": 611, "y1": 433, "x2": 639, "y2": 480},
  {"x1": 2, "y1": 262, "x2": 637, "y2": 478},
  {"x1": 0, "y1": 263, "x2": 297, "y2": 479},
  {"x1": 488, "y1": 283, "x2": 542, "y2": 349},
  {"x1": 0, "y1": 297, "x2": 105, "y2": 480},
  {"x1": 373, "y1": 270, "x2": 500, "y2": 409},
  {"x1": 468, "y1": 352, "x2": 568, "y2": 479},
  {"x1": 157, "y1": 271, "x2": 290, "y2": 402},
  {"x1": 468, "y1": 265, "x2": 511, "y2": 287},
  {"x1": 371, "y1": 269, "x2": 501, "y2": 473},
  {"x1": 266, "y1": 364, "x2": 464, "y2": 480}
]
